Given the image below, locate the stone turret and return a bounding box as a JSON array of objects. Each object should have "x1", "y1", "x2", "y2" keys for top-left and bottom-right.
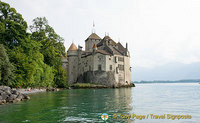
[{"x1": 67, "y1": 43, "x2": 78, "y2": 84}]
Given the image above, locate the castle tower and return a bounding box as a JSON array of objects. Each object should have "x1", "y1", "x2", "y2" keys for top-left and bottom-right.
[
  {"x1": 67, "y1": 43, "x2": 78, "y2": 84},
  {"x1": 85, "y1": 33, "x2": 101, "y2": 52}
]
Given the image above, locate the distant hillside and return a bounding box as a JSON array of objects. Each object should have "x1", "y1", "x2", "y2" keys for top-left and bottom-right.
[
  {"x1": 134, "y1": 79, "x2": 200, "y2": 83},
  {"x1": 132, "y1": 62, "x2": 200, "y2": 81}
]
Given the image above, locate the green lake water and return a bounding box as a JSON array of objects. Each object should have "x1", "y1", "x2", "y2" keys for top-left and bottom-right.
[{"x1": 0, "y1": 83, "x2": 199, "y2": 123}]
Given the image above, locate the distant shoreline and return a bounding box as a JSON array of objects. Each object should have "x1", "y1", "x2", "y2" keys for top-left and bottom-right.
[
  {"x1": 133, "y1": 79, "x2": 200, "y2": 84},
  {"x1": 134, "y1": 81, "x2": 200, "y2": 84},
  {"x1": 134, "y1": 82, "x2": 200, "y2": 84}
]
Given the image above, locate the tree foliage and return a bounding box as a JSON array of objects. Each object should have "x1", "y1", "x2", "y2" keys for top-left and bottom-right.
[
  {"x1": 30, "y1": 17, "x2": 67, "y2": 88},
  {"x1": 0, "y1": 1, "x2": 67, "y2": 88},
  {"x1": 0, "y1": 1, "x2": 28, "y2": 48},
  {"x1": 0, "y1": 44, "x2": 14, "y2": 86}
]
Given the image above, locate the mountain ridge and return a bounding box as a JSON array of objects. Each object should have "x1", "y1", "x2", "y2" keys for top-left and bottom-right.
[{"x1": 132, "y1": 62, "x2": 200, "y2": 81}]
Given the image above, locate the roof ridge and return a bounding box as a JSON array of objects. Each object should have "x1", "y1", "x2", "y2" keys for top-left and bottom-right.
[{"x1": 85, "y1": 33, "x2": 101, "y2": 41}]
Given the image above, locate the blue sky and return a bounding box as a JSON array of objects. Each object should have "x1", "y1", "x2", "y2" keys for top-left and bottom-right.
[{"x1": 4, "y1": 0, "x2": 200, "y2": 80}]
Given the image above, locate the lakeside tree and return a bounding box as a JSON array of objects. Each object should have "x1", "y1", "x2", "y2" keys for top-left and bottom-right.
[
  {"x1": 0, "y1": 1, "x2": 66, "y2": 88},
  {"x1": 0, "y1": 44, "x2": 14, "y2": 86},
  {"x1": 0, "y1": 1, "x2": 28, "y2": 48},
  {"x1": 30, "y1": 17, "x2": 67, "y2": 87}
]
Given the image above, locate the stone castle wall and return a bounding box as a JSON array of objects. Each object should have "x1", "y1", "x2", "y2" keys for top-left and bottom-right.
[{"x1": 77, "y1": 71, "x2": 116, "y2": 87}]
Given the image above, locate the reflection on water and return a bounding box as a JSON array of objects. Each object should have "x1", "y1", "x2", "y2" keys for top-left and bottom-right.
[
  {"x1": 0, "y1": 83, "x2": 199, "y2": 123},
  {"x1": 62, "y1": 88, "x2": 133, "y2": 122}
]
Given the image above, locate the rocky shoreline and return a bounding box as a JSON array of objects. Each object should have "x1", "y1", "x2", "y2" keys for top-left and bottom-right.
[
  {"x1": 0, "y1": 86, "x2": 30, "y2": 105},
  {"x1": 0, "y1": 86, "x2": 60, "y2": 105}
]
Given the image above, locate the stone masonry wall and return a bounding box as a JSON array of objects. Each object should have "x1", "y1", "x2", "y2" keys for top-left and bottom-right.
[{"x1": 77, "y1": 71, "x2": 119, "y2": 87}]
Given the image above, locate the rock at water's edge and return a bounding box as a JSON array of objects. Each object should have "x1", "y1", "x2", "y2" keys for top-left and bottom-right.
[
  {"x1": 0, "y1": 86, "x2": 30, "y2": 105},
  {"x1": 46, "y1": 88, "x2": 60, "y2": 92}
]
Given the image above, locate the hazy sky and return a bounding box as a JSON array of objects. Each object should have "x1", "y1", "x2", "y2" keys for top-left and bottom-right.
[{"x1": 3, "y1": 0, "x2": 200, "y2": 70}]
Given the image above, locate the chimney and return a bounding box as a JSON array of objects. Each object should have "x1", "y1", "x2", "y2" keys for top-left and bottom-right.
[
  {"x1": 78, "y1": 45, "x2": 83, "y2": 51},
  {"x1": 106, "y1": 40, "x2": 108, "y2": 46},
  {"x1": 125, "y1": 43, "x2": 129, "y2": 56}
]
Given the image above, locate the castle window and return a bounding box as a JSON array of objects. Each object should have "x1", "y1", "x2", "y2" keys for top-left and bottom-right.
[
  {"x1": 118, "y1": 57, "x2": 124, "y2": 62},
  {"x1": 118, "y1": 64, "x2": 124, "y2": 71},
  {"x1": 116, "y1": 67, "x2": 119, "y2": 74},
  {"x1": 114, "y1": 57, "x2": 117, "y2": 63},
  {"x1": 98, "y1": 65, "x2": 102, "y2": 71},
  {"x1": 98, "y1": 56, "x2": 103, "y2": 61},
  {"x1": 110, "y1": 65, "x2": 112, "y2": 70}
]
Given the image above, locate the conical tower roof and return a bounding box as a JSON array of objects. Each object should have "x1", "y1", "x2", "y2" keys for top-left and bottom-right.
[{"x1": 68, "y1": 43, "x2": 78, "y2": 51}]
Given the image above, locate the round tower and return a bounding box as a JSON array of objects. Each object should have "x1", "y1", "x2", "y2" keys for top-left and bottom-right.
[{"x1": 67, "y1": 43, "x2": 78, "y2": 84}]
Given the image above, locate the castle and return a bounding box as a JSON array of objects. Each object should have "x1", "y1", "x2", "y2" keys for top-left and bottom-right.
[{"x1": 62, "y1": 32, "x2": 132, "y2": 87}]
